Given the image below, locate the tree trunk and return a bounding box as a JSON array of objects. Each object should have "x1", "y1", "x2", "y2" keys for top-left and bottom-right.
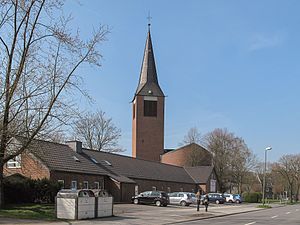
[{"x1": 0, "y1": 162, "x2": 4, "y2": 208}]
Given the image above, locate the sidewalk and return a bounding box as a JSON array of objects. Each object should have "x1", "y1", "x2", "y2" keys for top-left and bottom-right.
[{"x1": 0, "y1": 203, "x2": 283, "y2": 225}]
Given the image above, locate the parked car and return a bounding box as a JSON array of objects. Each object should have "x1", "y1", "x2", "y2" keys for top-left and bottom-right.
[
  {"x1": 131, "y1": 191, "x2": 169, "y2": 207},
  {"x1": 185, "y1": 192, "x2": 197, "y2": 204},
  {"x1": 223, "y1": 193, "x2": 235, "y2": 203},
  {"x1": 201, "y1": 193, "x2": 225, "y2": 204},
  {"x1": 233, "y1": 194, "x2": 242, "y2": 203},
  {"x1": 223, "y1": 193, "x2": 243, "y2": 203},
  {"x1": 168, "y1": 192, "x2": 194, "y2": 206}
]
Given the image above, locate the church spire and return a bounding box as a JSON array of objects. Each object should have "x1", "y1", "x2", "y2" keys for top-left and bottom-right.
[{"x1": 135, "y1": 25, "x2": 164, "y2": 97}]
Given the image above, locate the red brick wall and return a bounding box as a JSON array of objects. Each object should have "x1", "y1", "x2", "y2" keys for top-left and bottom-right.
[
  {"x1": 161, "y1": 146, "x2": 191, "y2": 166},
  {"x1": 133, "y1": 178, "x2": 196, "y2": 194},
  {"x1": 132, "y1": 95, "x2": 164, "y2": 162},
  {"x1": 4, "y1": 152, "x2": 50, "y2": 179},
  {"x1": 50, "y1": 171, "x2": 105, "y2": 190},
  {"x1": 161, "y1": 144, "x2": 212, "y2": 167}
]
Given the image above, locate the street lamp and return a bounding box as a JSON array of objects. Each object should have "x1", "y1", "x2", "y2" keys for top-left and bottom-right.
[{"x1": 262, "y1": 146, "x2": 272, "y2": 205}]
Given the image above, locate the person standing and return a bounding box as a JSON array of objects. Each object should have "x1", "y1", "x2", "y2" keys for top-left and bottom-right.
[
  {"x1": 204, "y1": 194, "x2": 209, "y2": 212},
  {"x1": 196, "y1": 190, "x2": 201, "y2": 211}
]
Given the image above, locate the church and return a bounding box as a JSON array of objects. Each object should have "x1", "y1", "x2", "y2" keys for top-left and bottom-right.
[{"x1": 4, "y1": 25, "x2": 218, "y2": 202}]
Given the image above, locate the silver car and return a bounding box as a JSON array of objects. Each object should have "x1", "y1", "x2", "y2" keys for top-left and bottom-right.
[{"x1": 168, "y1": 192, "x2": 194, "y2": 206}]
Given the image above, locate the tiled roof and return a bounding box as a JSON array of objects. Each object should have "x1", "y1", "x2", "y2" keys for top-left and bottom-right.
[
  {"x1": 15, "y1": 137, "x2": 200, "y2": 185},
  {"x1": 16, "y1": 137, "x2": 109, "y2": 176},
  {"x1": 184, "y1": 166, "x2": 214, "y2": 184},
  {"x1": 83, "y1": 149, "x2": 195, "y2": 184}
]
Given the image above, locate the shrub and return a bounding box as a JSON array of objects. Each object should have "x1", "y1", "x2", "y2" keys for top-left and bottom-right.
[
  {"x1": 3, "y1": 174, "x2": 62, "y2": 204},
  {"x1": 242, "y1": 192, "x2": 262, "y2": 203}
]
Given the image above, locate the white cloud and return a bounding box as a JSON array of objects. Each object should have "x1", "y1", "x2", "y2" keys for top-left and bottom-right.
[{"x1": 248, "y1": 33, "x2": 284, "y2": 51}]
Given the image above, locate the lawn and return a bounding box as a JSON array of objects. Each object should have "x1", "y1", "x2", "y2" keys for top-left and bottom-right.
[{"x1": 0, "y1": 204, "x2": 56, "y2": 220}]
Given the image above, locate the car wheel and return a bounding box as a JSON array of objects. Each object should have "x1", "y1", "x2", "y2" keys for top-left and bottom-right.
[
  {"x1": 229, "y1": 200, "x2": 233, "y2": 203},
  {"x1": 236, "y1": 200, "x2": 240, "y2": 204},
  {"x1": 155, "y1": 200, "x2": 161, "y2": 207},
  {"x1": 133, "y1": 199, "x2": 139, "y2": 204},
  {"x1": 180, "y1": 201, "x2": 187, "y2": 206},
  {"x1": 216, "y1": 200, "x2": 220, "y2": 204}
]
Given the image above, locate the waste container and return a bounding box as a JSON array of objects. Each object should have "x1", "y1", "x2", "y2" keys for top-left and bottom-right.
[
  {"x1": 56, "y1": 189, "x2": 95, "y2": 220},
  {"x1": 94, "y1": 190, "x2": 113, "y2": 217}
]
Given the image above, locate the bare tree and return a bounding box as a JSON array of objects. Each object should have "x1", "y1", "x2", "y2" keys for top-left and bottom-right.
[
  {"x1": 204, "y1": 128, "x2": 234, "y2": 192},
  {"x1": 229, "y1": 137, "x2": 257, "y2": 193},
  {"x1": 291, "y1": 154, "x2": 300, "y2": 202},
  {"x1": 204, "y1": 128, "x2": 256, "y2": 193},
  {"x1": 0, "y1": 0, "x2": 109, "y2": 207},
  {"x1": 274, "y1": 155, "x2": 296, "y2": 203},
  {"x1": 73, "y1": 110, "x2": 123, "y2": 153},
  {"x1": 180, "y1": 127, "x2": 202, "y2": 146}
]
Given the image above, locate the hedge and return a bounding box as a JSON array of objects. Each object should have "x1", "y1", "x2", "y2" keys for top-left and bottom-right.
[
  {"x1": 242, "y1": 192, "x2": 262, "y2": 203},
  {"x1": 3, "y1": 174, "x2": 62, "y2": 204}
]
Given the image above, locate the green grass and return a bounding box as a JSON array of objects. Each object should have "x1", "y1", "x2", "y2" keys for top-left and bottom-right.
[
  {"x1": 0, "y1": 204, "x2": 56, "y2": 220},
  {"x1": 257, "y1": 204, "x2": 272, "y2": 209}
]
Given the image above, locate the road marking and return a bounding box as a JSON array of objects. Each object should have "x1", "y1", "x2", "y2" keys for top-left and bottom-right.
[
  {"x1": 271, "y1": 215, "x2": 278, "y2": 218},
  {"x1": 244, "y1": 222, "x2": 256, "y2": 225},
  {"x1": 286, "y1": 212, "x2": 291, "y2": 214}
]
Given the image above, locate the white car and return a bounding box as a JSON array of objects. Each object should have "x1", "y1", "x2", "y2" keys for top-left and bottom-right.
[
  {"x1": 168, "y1": 192, "x2": 194, "y2": 206},
  {"x1": 223, "y1": 193, "x2": 235, "y2": 203}
]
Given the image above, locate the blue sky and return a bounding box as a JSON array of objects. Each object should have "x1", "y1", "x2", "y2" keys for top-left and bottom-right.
[{"x1": 64, "y1": 0, "x2": 300, "y2": 162}]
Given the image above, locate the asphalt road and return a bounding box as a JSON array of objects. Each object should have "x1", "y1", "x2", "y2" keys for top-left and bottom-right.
[{"x1": 179, "y1": 205, "x2": 300, "y2": 225}]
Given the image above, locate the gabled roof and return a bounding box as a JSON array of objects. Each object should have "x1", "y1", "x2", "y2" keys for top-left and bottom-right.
[
  {"x1": 83, "y1": 149, "x2": 195, "y2": 184},
  {"x1": 15, "y1": 137, "x2": 110, "y2": 176},
  {"x1": 134, "y1": 27, "x2": 164, "y2": 97},
  {"x1": 162, "y1": 143, "x2": 209, "y2": 156},
  {"x1": 184, "y1": 166, "x2": 214, "y2": 184}
]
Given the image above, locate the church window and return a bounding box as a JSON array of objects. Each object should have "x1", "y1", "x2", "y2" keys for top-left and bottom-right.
[{"x1": 144, "y1": 100, "x2": 157, "y2": 117}]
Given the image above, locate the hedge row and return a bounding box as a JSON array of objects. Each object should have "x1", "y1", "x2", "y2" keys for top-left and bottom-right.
[
  {"x1": 242, "y1": 192, "x2": 262, "y2": 203},
  {"x1": 3, "y1": 174, "x2": 62, "y2": 204}
]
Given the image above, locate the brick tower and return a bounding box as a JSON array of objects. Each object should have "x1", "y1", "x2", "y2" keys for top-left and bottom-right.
[{"x1": 132, "y1": 25, "x2": 165, "y2": 162}]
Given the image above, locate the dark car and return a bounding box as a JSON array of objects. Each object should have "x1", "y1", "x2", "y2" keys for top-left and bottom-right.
[
  {"x1": 200, "y1": 193, "x2": 225, "y2": 204},
  {"x1": 132, "y1": 191, "x2": 169, "y2": 207}
]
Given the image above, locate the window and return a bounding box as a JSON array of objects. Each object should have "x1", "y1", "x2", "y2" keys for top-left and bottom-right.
[
  {"x1": 152, "y1": 186, "x2": 157, "y2": 191},
  {"x1": 94, "y1": 182, "x2": 100, "y2": 189},
  {"x1": 180, "y1": 188, "x2": 184, "y2": 192},
  {"x1": 7, "y1": 155, "x2": 21, "y2": 168},
  {"x1": 167, "y1": 187, "x2": 171, "y2": 193},
  {"x1": 84, "y1": 181, "x2": 88, "y2": 189},
  {"x1": 135, "y1": 185, "x2": 139, "y2": 195},
  {"x1": 150, "y1": 191, "x2": 160, "y2": 197},
  {"x1": 144, "y1": 100, "x2": 157, "y2": 117},
  {"x1": 71, "y1": 181, "x2": 77, "y2": 190},
  {"x1": 58, "y1": 180, "x2": 64, "y2": 189}
]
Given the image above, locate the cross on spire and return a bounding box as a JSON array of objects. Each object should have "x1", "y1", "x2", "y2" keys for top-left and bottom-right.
[{"x1": 147, "y1": 11, "x2": 152, "y2": 27}]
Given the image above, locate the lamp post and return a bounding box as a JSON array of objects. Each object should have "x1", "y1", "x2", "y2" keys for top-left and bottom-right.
[{"x1": 262, "y1": 146, "x2": 272, "y2": 205}]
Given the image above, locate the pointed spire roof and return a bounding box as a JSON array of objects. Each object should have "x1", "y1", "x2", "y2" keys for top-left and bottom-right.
[{"x1": 135, "y1": 25, "x2": 164, "y2": 97}]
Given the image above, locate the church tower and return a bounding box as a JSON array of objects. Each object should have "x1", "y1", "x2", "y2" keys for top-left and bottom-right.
[{"x1": 132, "y1": 25, "x2": 165, "y2": 162}]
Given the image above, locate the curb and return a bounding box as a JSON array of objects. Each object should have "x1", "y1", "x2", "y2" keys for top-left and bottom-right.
[{"x1": 163, "y1": 205, "x2": 286, "y2": 225}]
